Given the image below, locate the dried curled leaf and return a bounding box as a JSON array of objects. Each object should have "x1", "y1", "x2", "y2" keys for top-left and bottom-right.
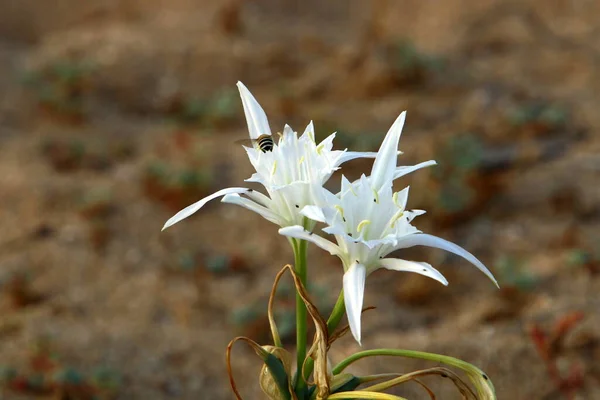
[
  {"x1": 277, "y1": 264, "x2": 330, "y2": 399},
  {"x1": 226, "y1": 337, "x2": 291, "y2": 400}
]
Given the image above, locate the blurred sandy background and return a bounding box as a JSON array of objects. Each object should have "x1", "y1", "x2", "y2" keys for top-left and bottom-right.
[{"x1": 0, "y1": 0, "x2": 599, "y2": 399}]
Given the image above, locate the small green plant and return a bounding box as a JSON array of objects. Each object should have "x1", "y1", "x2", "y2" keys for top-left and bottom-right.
[
  {"x1": 508, "y1": 102, "x2": 568, "y2": 135},
  {"x1": 433, "y1": 134, "x2": 484, "y2": 216},
  {"x1": 171, "y1": 89, "x2": 238, "y2": 127},
  {"x1": 0, "y1": 337, "x2": 121, "y2": 398},
  {"x1": 21, "y1": 60, "x2": 95, "y2": 123},
  {"x1": 143, "y1": 161, "x2": 213, "y2": 211},
  {"x1": 567, "y1": 248, "x2": 600, "y2": 275},
  {"x1": 40, "y1": 138, "x2": 116, "y2": 173},
  {"x1": 389, "y1": 40, "x2": 444, "y2": 86},
  {"x1": 494, "y1": 255, "x2": 536, "y2": 291}
]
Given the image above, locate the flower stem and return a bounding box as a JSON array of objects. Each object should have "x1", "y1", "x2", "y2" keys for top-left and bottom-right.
[
  {"x1": 326, "y1": 290, "x2": 345, "y2": 333},
  {"x1": 293, "y1": 238, "x2": 308, "y2": 397}
]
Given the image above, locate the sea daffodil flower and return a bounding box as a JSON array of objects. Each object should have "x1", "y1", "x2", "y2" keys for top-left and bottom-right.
[
  {"x1": 279, "y1": 112, "x2": 498, "y2": 344},
  {"x1": 162, "y1": 82, "x2": 376, "y2": 231}
]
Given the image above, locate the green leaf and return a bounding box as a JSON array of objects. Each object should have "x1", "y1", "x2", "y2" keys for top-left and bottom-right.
[{"x1": 332, "y1": 349, "x2": 496, "y2": 400}]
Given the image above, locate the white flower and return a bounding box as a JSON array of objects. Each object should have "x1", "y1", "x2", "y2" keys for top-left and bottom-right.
[
  {"x1": 279, "y1": 112, "x2": 498, "y2": 345},
  {"x1": 162, "y1": 82, "x2": 376, "y2": 231}
]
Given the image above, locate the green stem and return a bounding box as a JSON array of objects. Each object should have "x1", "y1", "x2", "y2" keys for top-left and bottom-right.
[
  {"x1": 293, "y1": 238, "x2": 308, "y2": 397},
  {"x1": 326, "y1": 290, "x2": 346, "y2": 334},
  {"x1": 332, "y1": 349, "x2": 496, "y2": 399}
]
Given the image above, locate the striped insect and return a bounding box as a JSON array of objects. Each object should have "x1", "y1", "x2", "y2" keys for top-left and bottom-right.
[{"x1": 235, "y1": 133, "x2": 276, "y2": 152}]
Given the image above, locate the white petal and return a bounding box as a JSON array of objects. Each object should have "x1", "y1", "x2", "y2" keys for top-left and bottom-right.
[
  {"x1": 162, "y1": 187, "x2": 249, "y2": 230},
  {"x1": 405, "y1": 209, "x2": 426, "y2": 222},
  {"x1": 278, "y1": 226, "x2": 341, "y2": 256},
  {"x1": 343, "y1": 263, "x2": 367, "y2": 345},
  {"x1": 222, "y1": 194, "x2": 282, "y2": 225},
  {"x1": 237, "y1": 81, "x2": 271, "y2": 139},
  {"x1": 245, "y1": 189, "x2": 272, "y2": 207},
  {"x1": 244, "y1": 172, "x2": 265, "y2": 185},
  {"x1": 333, "y1": 151, "x2": 378, "y2": 165},
  {"x1": 283, "y1": 124, "x2": 295, "y2": 140},
  {"x1": 303, "y1": 121, "x2": 316, "y2": 142},
  {"x1": 395, "y1": 234, "x2": 499, "y2": 287},
  {"x1": 393, "y1": 160, "x2": 437, "y2": 180},
  {"x1": 378, "y1": 258, "x2": 448, "y2": 286},
  {"x1": 370, "y1": 112, "x2": 406, "y2": 190},
  {"x1": 300, "y1": 205, "x2": 327, "y2": 223},
  {"x1": 395, "y1": 186, "x2": 410, "y2": 209}
]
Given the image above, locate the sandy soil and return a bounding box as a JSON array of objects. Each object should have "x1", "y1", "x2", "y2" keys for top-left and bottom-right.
[{"x1": 0, "y1": 1, "x2": 599, "y2": 399}]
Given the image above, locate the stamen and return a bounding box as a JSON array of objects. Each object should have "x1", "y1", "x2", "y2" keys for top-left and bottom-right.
[
  {"x1": 299, "y1": 156, "x2": 305, "y2": 165},
  {"x1": 334, "y1": 205, "x2": 345, "y2": 221},
  {"x1": 348, "y1": 184, "x2": 357, "y2": 197},
  {"x1": 271, "y1": 160, "x2": 278, "y2": 176},
  {"x1": 372, "y1": 188, "x2": 379, "y2": 204},
  {"x1": 316, "y1": 143, "x2": 325, "y2": 155},
  {"x1": 357, "y1": 219, "x2": 371, "y2": 233},
  {"x1": 389, "y1": 210, "x2": 405, "y2": 229},
  {"x1": 308, "y1": 130, "x2": 316, "y2": 143}
]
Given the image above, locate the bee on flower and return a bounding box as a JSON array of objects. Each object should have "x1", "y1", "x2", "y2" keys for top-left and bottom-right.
[{"x1": 162, "y1": 82, "x2": 377, "y2": 231}]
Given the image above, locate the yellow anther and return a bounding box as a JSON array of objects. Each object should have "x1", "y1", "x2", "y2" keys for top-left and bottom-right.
[
  {"x1": 334, "y1": 205, "x2": 345, "y2": 220},
  {"x1": 348, "y1": 184, "x2": 357, "y2": 197},
  {"x1": 357, "y1": 219, "x2": 371, "y2": 233},
  {"x1": 271, "y1": 160, "x2": 278, "y2": 176},
  {"x1": 316, "y1": 143, "x2": 325, "y2": 155},
  {"x1": 372, "y1": 189, "x2": 379, "y2": 204},
  {"x1": 299, "y1": 156, "x2": 305, "y2": 165},
  {"x1": 389, "y1": 210, "x2": 405, "y2": 229},
  {"x1": 308, "y1": 130, "x2": 316, "y2": 143}
]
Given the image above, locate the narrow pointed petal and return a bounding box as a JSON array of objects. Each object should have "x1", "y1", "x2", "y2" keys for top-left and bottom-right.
[
  {"x1": 162, "y1": 187, "x2": 249, "y2": 231},
  {"x1": 395, "y1": 234, "x2": 499, "y2": 287},
  {"x1": 222, "y1": 194, "x2": 282, "y2": 225},
  {"x1": 282, "y1": 124, "x2": 294, "y2": 139},
  {"x1": 370, "y1": 112, "x2": 406, "y2": 190},
  {"x1": 278, "y1": 226, "x2": 341, "y2": 256},
  {"x1": 333, "y1": 151, "x2": 378, "y2": 165},
  {"x1": 378, "y1": 258, "x2": 448, "y2": 286},
  {"x1": 244, "y1": 189, "x2": 272, "y2": 207},
  {"x1": 393, "y1": 160, "x2": 437, "y2": 180},
  {"x1": 303, "y1": 121, "x2": 316, "y2": 142},
  {"x1": 343, "y1": 263, "x2": 367, "y2": 345},
  {"x1": 395, "y1": 186, "x2": 410, "y2": 209},
  {"x1": 300, "y1": 205, "x2": 327, "y2": 223},
  {"x1": 405, "y1": 209, "x2": 426, "y2": 222},
  {"x1": 237, "y1": 81, "x2": 271, "y2": 139}
]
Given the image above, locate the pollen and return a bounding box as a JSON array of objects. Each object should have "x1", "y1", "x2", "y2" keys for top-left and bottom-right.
[
  {"x1": 392, "y1": 191, "x2": 403, "y2": 209},
  {"x1": 357, "y1": 219, "x2": 371, "y2": 233},
  {"x1": 271, "y1": 160, "x2": 278, "y2": 176},
  {"x1": 316, "y1": 143, "x2": 325, "y2": 155}
]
